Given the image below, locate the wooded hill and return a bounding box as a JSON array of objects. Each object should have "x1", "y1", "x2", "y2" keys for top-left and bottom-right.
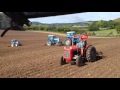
[{"x1": 0, "y1": 13, "x2": 11, "y2": 29}]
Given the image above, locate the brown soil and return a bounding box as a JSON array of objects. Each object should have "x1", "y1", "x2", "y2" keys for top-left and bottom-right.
[{"x1": 0, "y1": 30, "x2": 120, "y2": 78}]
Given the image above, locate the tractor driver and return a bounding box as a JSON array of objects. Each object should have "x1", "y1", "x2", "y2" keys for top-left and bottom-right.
[{"x1": 77, "y1": 34, "x2": 88, "y2": 56}]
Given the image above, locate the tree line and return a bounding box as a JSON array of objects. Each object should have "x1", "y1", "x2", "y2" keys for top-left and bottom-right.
[
  {"x1": 24, "y1": 20, "x2": 120, "y2": 34},
  {"x1": 88, "y1": 20, "x2": 120, "y2": 34},
  {"x1": 0, "y1": 13, "x2": 11, "y2": 29},
  {"x1": 24, "y1": 25, "x2": 87, "y2": 34}
]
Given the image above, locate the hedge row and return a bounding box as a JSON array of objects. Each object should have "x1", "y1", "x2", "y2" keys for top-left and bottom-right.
[{"x1": 24, "y1": 25, "x2": 87, "y2": 34}]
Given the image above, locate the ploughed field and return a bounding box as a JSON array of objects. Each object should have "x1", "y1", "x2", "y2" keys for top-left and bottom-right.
[{"x1": 0, "y1": 30, "x2": 120, "y2": 78}]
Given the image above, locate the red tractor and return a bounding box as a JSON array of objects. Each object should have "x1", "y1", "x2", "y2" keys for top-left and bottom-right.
[{"x1": 60, "y1": 34, "x2": 97, "y2": 67}]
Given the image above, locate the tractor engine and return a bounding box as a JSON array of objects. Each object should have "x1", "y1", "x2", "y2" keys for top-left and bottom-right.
[
  {"x1": 54, "y1": 38, "x2": 60, "y2": 43},
  {"x1": 64, "y1": 46, "x2": 81, "y2": 61}
]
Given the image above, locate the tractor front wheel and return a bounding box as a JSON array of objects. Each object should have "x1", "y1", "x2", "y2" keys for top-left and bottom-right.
[
  {"x1": 60, "y1": 56, "x2": 66, "y2": 65},
  {"x1": 76, "y1": 56, "x2": 84, "y2": 67}
]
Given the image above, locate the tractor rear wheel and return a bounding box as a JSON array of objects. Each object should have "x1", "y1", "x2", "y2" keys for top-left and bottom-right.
[
  {"x1": 76, "y1": 56, "x2": 84, "y2": 67},
  {"x1": 64, "y1": 38, "x2": 72, "y2": 46},
  {"x1": 60, "y1": 56, "x2": 66, "y2": 65},
  {"x1": 47, "y1": 40, "x2": 52, "y2": 46},
  {"x1": 86, "y1": 46, "x2": 96, "y2": 62}
]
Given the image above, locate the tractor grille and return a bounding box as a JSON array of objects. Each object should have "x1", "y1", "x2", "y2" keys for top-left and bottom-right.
[{"x1": 64, "y1": 51, "x2": 70, "y2": 58}]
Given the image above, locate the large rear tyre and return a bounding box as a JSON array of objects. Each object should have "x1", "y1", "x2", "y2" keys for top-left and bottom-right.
[
  {"x1": 64, "y1": 38, "x2": 72, "y2": 46},
  {"x1": 86, "y1": 46, "x2": 96, "y2": 62},
  {"x1": 76, "y1": 56, "x2": 84, "y2": 67},
  {"x1": 47, "y1": 40, "x2": 52, "y2": 46}
]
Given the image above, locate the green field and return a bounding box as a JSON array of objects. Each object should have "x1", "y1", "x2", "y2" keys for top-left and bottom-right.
[{"x1": 87, "y1": 29, "x2": 118, "y2": 35}]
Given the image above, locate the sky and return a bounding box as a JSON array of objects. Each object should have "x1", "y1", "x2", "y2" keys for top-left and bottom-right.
[{"x1": 29, "y1": 12, "x2": 120, "y2": 24}]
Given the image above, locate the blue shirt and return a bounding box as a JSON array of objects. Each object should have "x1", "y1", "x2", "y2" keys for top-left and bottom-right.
[{"x1": 78, "y1": 41, "x2": 87, "y2": 48}]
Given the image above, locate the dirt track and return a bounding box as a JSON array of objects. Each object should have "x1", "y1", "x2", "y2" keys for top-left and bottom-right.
[{"x1": 0, "y1": 30, "x2": 120, "y2": 78}]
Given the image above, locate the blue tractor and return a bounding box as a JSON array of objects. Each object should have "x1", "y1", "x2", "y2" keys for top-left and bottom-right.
[
  {"x1": 11, "y1": 39, "x2": 22, "y2": 47},
  {"x1": 64, "y1": 31, "x2": 80, "y2": 46},
  {"x1": 47, "y1": 35, "x2": 62, "y2": 46}
]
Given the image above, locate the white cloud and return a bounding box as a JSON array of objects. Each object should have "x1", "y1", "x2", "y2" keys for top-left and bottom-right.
[{"x1": 29, "y1": 12, "x2": 120, "y2": 23}]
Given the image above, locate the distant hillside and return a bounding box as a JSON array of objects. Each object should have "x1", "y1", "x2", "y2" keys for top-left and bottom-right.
[
  {"x1": 31, "y1": 21, "x2": 89, "y2": 26},
  {"x1": 114, "y1": 18, "x2": 120, "y2": 22}
]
